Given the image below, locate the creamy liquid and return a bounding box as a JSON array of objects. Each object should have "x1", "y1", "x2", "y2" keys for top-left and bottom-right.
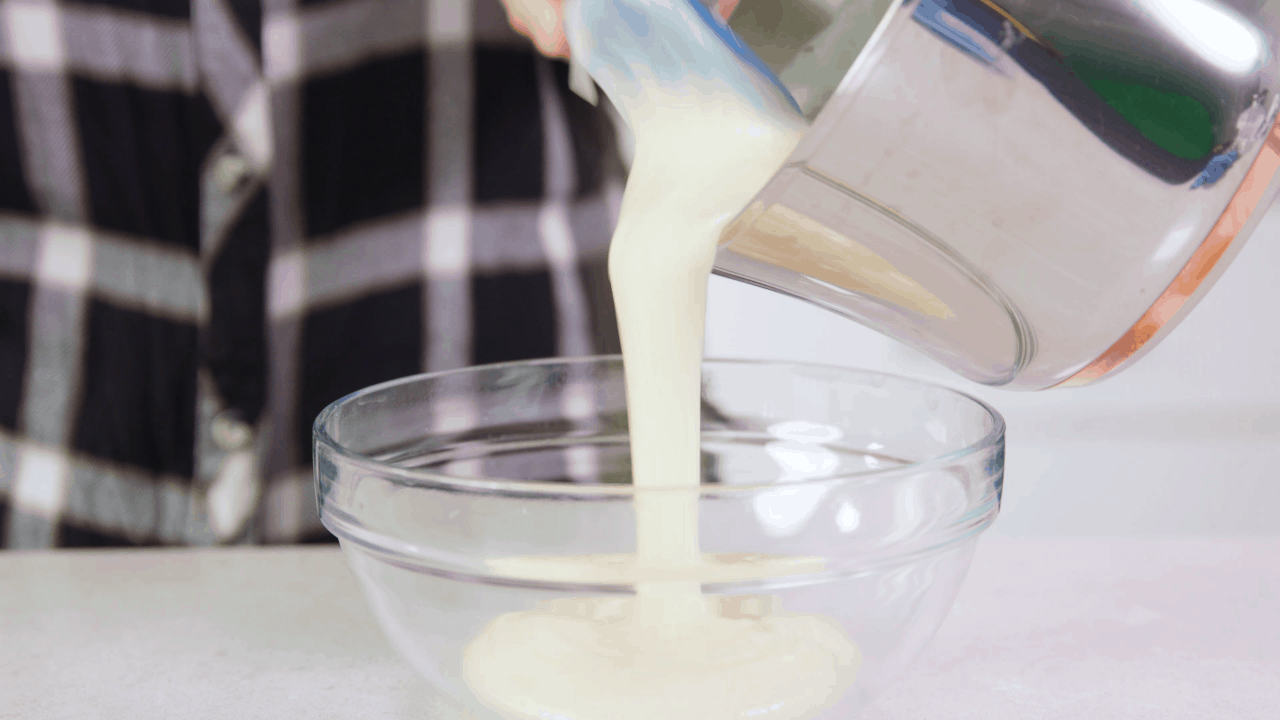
[{"x1": 462, "y1": 78, "x2": 859, "y2": 720}]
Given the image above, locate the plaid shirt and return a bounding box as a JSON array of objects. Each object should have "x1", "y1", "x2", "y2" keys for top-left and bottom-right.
[{"x1": 0, "y1": 0, "x2": 624, "y2": 548}]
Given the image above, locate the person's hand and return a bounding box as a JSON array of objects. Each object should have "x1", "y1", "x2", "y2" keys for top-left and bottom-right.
[
  {"x1": 501, "y1": 0, "x2": 570, "y2": 58},
  {"x1": 499, "y1": 0, "x2": 742, "y2": 59}
]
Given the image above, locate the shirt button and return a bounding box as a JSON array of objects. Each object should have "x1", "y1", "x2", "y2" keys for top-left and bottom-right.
[
  {"x1": 213, "y1": 152, "x2": 251, "y2": 192},
  {"x1": 212, "y1": 411, "x2": 253, "y2": 451}
]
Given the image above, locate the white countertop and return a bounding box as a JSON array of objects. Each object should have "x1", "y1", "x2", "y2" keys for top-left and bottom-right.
[{"x1": 2, "y1": 538, "x2": 1277, "y2": 719}]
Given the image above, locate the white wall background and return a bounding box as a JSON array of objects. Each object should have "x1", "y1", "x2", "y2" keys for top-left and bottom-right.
[{"x1": 705, "y1": 204, "x2": 1280, "y2": 537}]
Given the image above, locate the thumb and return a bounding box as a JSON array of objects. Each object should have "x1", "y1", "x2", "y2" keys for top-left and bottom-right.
[
  {"x1": 502, "y1": 0, "x2": 571, "y2": 58},
  {"x1": 714, "y1": 0, "x2": 742, "y2": 20}
]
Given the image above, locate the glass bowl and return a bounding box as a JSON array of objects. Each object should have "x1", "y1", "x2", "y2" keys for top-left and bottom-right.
[{"x1": 314, "y1": 356, "x2": 1004, "y2": 720}]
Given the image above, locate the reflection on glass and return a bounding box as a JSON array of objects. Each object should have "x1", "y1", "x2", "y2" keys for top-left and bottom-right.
[{"x1": 1137, "y1": 0, "x2": 1265, "y2": 76}]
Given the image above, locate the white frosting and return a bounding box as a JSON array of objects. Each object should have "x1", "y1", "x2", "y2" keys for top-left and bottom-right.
[
  {"x1": 462, "y1": 56, "x2": 859, "y2": 720},
  {"x1": 463, "y1": 595, "x2": 860, "y2": 720}
]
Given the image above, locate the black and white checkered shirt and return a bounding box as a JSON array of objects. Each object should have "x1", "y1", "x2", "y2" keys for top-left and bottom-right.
[{"x1": 0, "y1": 0, "x2": 625, "y2": 547}]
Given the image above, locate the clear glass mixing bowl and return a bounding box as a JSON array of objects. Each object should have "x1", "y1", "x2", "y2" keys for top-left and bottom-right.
[{"x1": 314, "y1": 356, "x2": 1004, "y2": 719}]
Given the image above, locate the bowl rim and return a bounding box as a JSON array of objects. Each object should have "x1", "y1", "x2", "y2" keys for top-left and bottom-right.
[{"x1": 313, "y1": 355, "x2": 1005, "y2": 498}]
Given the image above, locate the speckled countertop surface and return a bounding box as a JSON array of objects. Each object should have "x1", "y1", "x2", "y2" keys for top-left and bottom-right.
[{"x1": 2, "y1": 538, "x2": 1276, "y2": 719}]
